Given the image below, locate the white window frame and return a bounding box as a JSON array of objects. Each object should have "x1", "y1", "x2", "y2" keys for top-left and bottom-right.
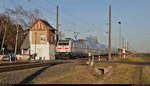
[{"x1": 40, "y1": 34, "x2": 46, "y2": 42}]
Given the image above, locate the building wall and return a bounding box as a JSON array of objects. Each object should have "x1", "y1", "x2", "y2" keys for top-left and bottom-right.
[
  {"x1": 49, "y1": 44, "x2": 56, "y2": 60},
  {"x1": 30, "y1": 31, "x2": 50, "y2": 60},
  {"x1": 31, "y1": 31, "x2": 47, "y2": 44},
  {"x1": 47, "y1": 29, "x2": 55, "y2": 45},
  {"x1": 30, "y1": 20, "x2": 55, "y2": 45},
  {"x1": 30, "y1": 43, "x2": 50, "y2": 60}
]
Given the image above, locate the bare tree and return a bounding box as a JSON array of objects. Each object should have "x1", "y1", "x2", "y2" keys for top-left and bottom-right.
[
  {"x1": 4, "y1": 5, "x2": 40, "y2": 54},
  {"x1": 1, "y1": 21, "x2": 7, "y2": 53},
  {"x1": 74, "y1": 32, "x2": 80, "y2": 40},
  {"x1": 4, "y1": 5, "x2": 40, "y2": 29},
  {"x1": 0, "y1": 15, "x2": 9, "y2": 54}
]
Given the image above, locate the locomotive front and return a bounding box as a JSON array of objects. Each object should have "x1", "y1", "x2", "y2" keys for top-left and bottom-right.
[{"x1": 56, "y1": 39, "x2": 72, "y2": 59}]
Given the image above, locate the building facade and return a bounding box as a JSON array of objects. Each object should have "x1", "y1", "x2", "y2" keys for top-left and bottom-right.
[{"x1": 21, "y1": 18, "x2": 56, "y2": 60}]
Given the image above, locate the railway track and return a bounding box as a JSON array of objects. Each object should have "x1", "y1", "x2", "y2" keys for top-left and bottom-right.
[
  {"x1": 0, "y1": 61, "x2": 66, "y2": 73},
  {"x1": 0, "y1": 58, "x2": 89, "y2": 73},
  {"x1": 0, "y1": 61, "x2": 42, "y2": 67},
  {"x1": 54, "y1": 57, "x2": 150, "y2": 66},
  {"x1": 1, "y1": 57, "x2": 150, "y2": 74},
  {"x1": 0, "y1": 61, "x2": 30, "y2": 66},
  {"x1": 95, "y1": 61, "x2": 150, "y2": 65},
  {"x1": 0, "y1": 59, "x2": 78, "y2": 67}
]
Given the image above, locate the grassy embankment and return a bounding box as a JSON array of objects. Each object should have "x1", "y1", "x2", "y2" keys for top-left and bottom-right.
[{"x1": 29, "y1": 54, "x2": 150, "y2": 84}]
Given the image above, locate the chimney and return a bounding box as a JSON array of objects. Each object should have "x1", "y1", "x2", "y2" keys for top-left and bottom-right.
[{"x1": 33, "y1": 17, "x2": 37, "y2": 23}]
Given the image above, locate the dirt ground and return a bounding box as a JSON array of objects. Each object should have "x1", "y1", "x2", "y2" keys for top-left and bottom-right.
[{"x1": 30, "y1": 63, "x2": 101, "y2": 84}]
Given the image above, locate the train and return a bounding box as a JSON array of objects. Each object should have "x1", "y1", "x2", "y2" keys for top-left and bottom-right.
[{"x1": 56, "y1": 38, "x2": 118, "y2": 59}]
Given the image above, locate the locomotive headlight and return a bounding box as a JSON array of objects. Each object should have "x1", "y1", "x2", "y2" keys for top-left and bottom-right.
[{"x1": 65, "y1": 48, "x2": 69, "y2": 49}]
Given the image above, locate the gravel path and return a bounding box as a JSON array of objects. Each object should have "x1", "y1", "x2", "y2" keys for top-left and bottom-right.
[{"x1": 0, "y1": 67, "x2": 45, "y2": 84}]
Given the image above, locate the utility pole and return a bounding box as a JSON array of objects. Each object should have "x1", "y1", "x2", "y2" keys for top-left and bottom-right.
[
  {"x1": 108, "y1": 5, "x2": 111, "y2": 61},
  {"x1": 118, "y1": 21, "x2": 122, "y2": 58},
  {"x1": 56, "y1": 5, "x2": 59, "y2": 45}
]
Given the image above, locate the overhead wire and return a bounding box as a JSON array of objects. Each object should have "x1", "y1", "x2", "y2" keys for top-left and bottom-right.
[{"x1": 6, "y1": 0, "x2": 103, "y2": 40}]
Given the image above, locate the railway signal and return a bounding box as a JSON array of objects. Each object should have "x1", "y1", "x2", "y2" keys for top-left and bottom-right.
[
  {"x1": 122, "y1": 46, "x2": 126, "y2": 58},
  {"x1": 98, "y1": 56, "x2": 101, "y2": 61}
]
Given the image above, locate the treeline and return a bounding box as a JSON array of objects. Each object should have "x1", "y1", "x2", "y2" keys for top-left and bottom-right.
[
  {"x1": 0, "y1": 5, "x2": 40, "y2": 54},
  {"x1": 0, "y1": 14, "x2": 26, "y2": 54}
]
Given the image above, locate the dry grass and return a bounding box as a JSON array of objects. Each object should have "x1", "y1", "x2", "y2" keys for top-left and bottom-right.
[
  {"x1": 141, "y1": 66, "x2": 150, "y2": 84},
  {"x1": 107, "y1": 64, "x2": 136, "y2": 84},
  {"x1": 94, "y1": 63, "x2": 137, "y2": 84},
  {"x1": 30, "y1": 54, "x2": 150, "y2": 84},
  {"x1": 50, "y1": 65, "x2": 99, "y2": 84},
  {"x1": 31, "y1": 63, "x2": 102, "y2": 84},
  {"x1": 95, "y1": 54, "x2": 150, "y2": 84}
]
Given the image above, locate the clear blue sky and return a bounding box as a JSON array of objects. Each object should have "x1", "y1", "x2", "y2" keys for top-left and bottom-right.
[{"x1": 0, "y1": 0, "x2": 150, "y2": 53}]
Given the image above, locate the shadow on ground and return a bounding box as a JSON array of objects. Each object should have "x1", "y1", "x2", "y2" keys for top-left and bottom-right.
[{"x1": 19, "y1": 66, "x2": 49, "y2": 84}]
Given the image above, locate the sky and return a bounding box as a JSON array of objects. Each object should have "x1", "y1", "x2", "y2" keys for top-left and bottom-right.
[{"x1": 0, "y1": 0, "x2": 150, "y2": 53}]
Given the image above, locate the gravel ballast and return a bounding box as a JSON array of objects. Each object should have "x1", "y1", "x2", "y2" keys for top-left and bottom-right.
[{"x1": 0, "y1": 67, "x2": 45, "y2": 84}]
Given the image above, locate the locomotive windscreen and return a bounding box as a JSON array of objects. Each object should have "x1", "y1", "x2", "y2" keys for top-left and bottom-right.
[
  {"x1": 58, "y1": 40, "x2": 69, "y2": 45},
  {"x1": 58, "y1": 43, "x2": 69, "y2": 45}
]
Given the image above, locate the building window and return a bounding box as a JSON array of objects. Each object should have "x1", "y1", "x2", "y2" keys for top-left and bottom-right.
[{"x1": 40, "y1": 34, "x2": 46, "y2": 42}]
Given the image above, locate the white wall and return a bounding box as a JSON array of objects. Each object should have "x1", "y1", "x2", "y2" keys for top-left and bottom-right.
[
  {"x1": 30, "y1": 43, "x2": 50, "y2": 60},
  {"x1": 29, "y1": 31, "x2": 50, "y2": 60}
]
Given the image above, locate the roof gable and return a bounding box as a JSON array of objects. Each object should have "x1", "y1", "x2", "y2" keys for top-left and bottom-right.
[{"x1": 29, "y1": 19, "x2": 55, "y2": 31}]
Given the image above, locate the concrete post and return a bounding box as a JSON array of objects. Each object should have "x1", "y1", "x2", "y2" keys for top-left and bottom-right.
[
  {"x1": 98, "y1": 56, "x2": 101, "y2": 61},
  {"x1": 44, "y1": 57, "x2": 45, "y2": 61},
  {"x1": 90, "y1": 55, "x2": 94, "y2": 66},
  {"x1": 86, "y1": 52, "x2": 92, "y2": 65},
  {"x1": 9, "y1": 56, "x2": 11, "y2": 63}
]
